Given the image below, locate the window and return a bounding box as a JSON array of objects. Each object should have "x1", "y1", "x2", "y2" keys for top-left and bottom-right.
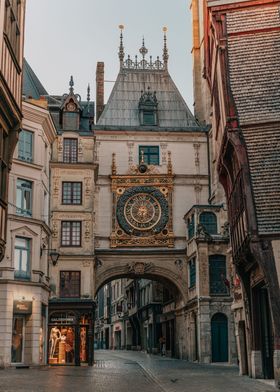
[
  {"x1": 209, "y1": 255, "x2": 227, "y2": 295},
  {"x1": 138, "y1": 88, "x2": 158, "y2": 126},
  {"x1": 139, "y1": 146, "x2": 159, "y2": 165},
  {"x1": 189, "y1": 258, "x2": 196, "y2": 288},
  {"x1": 4, "y1": 0, "x2": 22, "y2": 61},
  {"x1": 62, "y1": 182, "x2": 82, "y2": 204},
  {"x1": 14, "y1": 237, "x2": 30, "y2": 280},
  {"x1": 60, "y1": 271, "x2": 80, "y2": 298},
  {"x1": 200, "y1": 212, "x2": 217, "y2": 235},
  {"x1": 188, "y1": 214, "x2": 195, "y2": 240},
  {"x1": 63, "y1": 138, "x2": 78, "y2": 163},
  {"x1": 18, "y1": 130, "x2": 33, "y2": 162},
  {"x1": 61, "y1": 221, "x2": 81, "y2": 246},
  {"x1": 16, "y1": 179, "x2": 32, "y2": 216},
  {"x1": 143, "y1": 111, "x2": 156, "y2": 125},
  {"x1": 63, "y1": 112, "x2": 79, "y2": 131}
]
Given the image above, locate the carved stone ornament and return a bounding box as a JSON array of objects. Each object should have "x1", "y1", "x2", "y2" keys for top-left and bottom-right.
[
  {"x1": 127, "y1": 262, "x2": 153, "y2": 275},
  {"x1": 85, "y1": 221, "x2": 90, "y2": 241},
  {"x1": 52, "y1": 221, "x2": 58, "y2": 238}
]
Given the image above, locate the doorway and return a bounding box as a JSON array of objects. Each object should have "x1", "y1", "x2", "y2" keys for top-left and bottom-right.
[{"x1": 211, "y1": 313, "x2": 228, "y2": 362}]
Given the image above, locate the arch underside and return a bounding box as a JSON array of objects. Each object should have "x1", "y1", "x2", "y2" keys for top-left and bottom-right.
[{"x1": 94, "y1": 256, "x2": 187, "y2": 303}]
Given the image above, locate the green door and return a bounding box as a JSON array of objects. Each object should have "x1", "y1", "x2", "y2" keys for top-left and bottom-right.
[{"x1": 211, "y1": 313, "x2": 228, "y2": 362}]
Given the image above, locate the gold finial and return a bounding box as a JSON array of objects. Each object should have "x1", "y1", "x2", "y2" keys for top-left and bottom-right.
[
  {"x1": 118, "y1": 25, "x2": 125, "y2": 66},
  {"x1": 140, "y1": 149, "x2": 145, "y2": 164},
  {"x1": 167, "y1": 151, "x2": 172, "y2": 175},
  {"x1": 162, "y1": 27, "x2": 169, "y2": 69},
  {"x1": 112, "y1": 153, "x2": 117, "y2": 175}
]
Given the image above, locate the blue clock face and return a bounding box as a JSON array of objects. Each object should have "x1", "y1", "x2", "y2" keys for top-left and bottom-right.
[{"x1": 116, "y1": 187, "x2": 168, "y2": 236}]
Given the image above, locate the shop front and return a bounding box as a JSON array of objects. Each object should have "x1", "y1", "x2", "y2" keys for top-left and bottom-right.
[{"x1": 48, "y1": 299, "x2": 95, "y2": 366}]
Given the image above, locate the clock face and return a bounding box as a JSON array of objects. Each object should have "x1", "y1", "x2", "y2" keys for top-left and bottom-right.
[
  {"x1": 125, "y1": 193, "x2": 161, "y2": 230},
  {"x1": 116, "y1": 186, "x2": 168, "y2": 236}
]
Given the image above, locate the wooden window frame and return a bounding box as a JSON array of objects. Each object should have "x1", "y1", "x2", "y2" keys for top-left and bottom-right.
[
  {"x1": 61, "y1": 221, "x2": 81, "y2": 247},
  {"x1": 63, "y1": 138, "x2": 78, "y2": 163},
  {"x1": 139, "y1": 145, "x2": 160, "y2": 165},
  {"x1": 59, "y1": 271, "x2": 81, "y2": 298},
  {"x1": 62, "y1": 182, "x2": 82, "y2": 205}
]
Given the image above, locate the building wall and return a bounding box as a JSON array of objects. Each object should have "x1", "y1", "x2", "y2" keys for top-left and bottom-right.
[
  {"x1": 0, "y1": 100, "x2": 56, "y2": 366},
  {"x1": 0, "y1": 0, "x2": 26, "y2": 260}
]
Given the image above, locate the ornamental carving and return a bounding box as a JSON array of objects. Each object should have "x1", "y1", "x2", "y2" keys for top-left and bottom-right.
[
  {"x1": 127, "y1": 262, "x2": 153, "y2": 275},
  {"x1": 111, "y1": 153, "x2": 174, "y2": 248}
]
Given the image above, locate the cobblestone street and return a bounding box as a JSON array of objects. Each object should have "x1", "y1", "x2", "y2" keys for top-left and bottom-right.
[{"x1": 0, "y1": 350, "x2": 277, "y2": 392}]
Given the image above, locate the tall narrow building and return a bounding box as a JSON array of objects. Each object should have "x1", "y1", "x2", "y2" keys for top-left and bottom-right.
[
  {"x1": 47, "y1": 79, "x2": 96, "y2": 366},
  {"x1": 191, "y1": 0, "x2": 280, "y2": 383},
  {"x1": 0, "y1": 0, "x2": 26, "y2": 261}
]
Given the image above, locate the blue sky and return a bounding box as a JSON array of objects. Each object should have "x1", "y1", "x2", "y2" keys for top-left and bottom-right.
[{"x1": 25, "y1": 0, "x2": 194, "y2": 110}]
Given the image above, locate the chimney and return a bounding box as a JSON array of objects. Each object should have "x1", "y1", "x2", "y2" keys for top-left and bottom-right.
[{"x1": 96, "y1": 62, "x2": 104, "y2": 122}]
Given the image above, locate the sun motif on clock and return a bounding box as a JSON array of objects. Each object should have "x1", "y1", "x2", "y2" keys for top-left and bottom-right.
[{"x1": 116, "y1": 186, "x2": 168, "y2": 236}]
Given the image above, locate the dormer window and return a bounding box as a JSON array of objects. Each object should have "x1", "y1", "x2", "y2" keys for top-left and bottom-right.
[{"x1": 139, "y1": 87, "x2": 158, "y2": 126}]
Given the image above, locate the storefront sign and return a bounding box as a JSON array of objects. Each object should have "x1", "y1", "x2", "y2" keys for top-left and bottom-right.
[
  {"x1": 13, "y1": 300, "x2": 32, "y2": 314},
  {"x1": 50, "y1": 316, "x2": 75, "y2": 324}
]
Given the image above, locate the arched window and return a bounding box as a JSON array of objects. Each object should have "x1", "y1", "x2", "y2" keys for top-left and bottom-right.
[
  {"x1": 209, "y1": 255, "x2": 227, "y2": 295},
  {"x1": 199, "y1": 212, "x2": 217, "y2": 234}
]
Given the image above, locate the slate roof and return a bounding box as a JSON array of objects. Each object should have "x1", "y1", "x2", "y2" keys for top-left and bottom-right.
[
  {"x1": 226, "y1": 5, "x2": 280, "y2": 234},
  {"x1": 96, "y1": 68, "x2": 199, "y2": 130},
  {"x1": 23, "y1": 58, "x2": 48, "y2": 99}
]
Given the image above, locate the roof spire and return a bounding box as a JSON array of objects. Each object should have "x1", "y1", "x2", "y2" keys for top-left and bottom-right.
[
  {"x1": 162, "y1": 27, "x2": 169, "y2": 69},
  {"x1": 118, "y1": 25, "x2": 125, "y2": 67},
  {"x1": 69, "y1": 75, "x2": 74, "y2": 93},
  {"x1": 87, "y1": 84, "x2": 90, "y2": 102},
  {"x1": 139, "y1": 36, "x2": 148, "y2": 61}
]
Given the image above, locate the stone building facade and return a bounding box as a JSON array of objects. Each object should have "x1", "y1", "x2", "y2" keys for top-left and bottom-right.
[
  {"x1": 93, "y1": 30, "x2": 235, "y2": 362},
  {"x1": 191, "y1": 0, "x2": 280, "y2": 384},
  {"x1": 47, "y1": 79, "x2": 97, "y2": 366},
  {"x1": 0, "y1": 0, "x2": 26, "y2": 260},
  {"x1": 0, "y1": 97, "x2": 56, "y2": 367}
]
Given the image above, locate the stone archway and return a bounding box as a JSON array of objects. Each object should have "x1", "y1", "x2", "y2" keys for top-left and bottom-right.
[{"x1": 93, "y1": 249, "x2": 187, "y2": 304}]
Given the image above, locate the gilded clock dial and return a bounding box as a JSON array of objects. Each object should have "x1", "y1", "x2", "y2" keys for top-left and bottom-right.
[
  {"x1": 124, "y1": 193, "x2": 161, "y2": 230},
  {"x1": 116, "y1": 186, "x2": 169, "y2": 236}
]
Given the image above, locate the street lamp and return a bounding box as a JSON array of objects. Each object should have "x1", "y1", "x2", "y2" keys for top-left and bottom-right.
[{"x1": 41, "y1": 248, "x2": 60, "y2": 266}]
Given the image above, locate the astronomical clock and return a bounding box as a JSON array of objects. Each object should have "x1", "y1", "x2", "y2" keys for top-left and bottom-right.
[{"x1": 110, "y1": 152, "x2": 174, "y2": 247}]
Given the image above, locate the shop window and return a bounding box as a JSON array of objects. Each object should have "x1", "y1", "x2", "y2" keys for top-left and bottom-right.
[
  {"x1": 14, "y1": 237, "x2": 30, "y2": 280},
  {"x1": 61, "y1": 221, "x2": 81, "y2": 247},
  {"x1": 63, "y1": 138, "x2": 78, "y2": 163},
  {"x1": 199, "y1": 212, "x2": 217, "y2": 234},
  {"x1": 60, "y1": 271, "x2": 81, "y2": 298},
  {"x1": 49, "y1": 324, "x2": 75, "y2": 365},
  {"x1": 139, "y1": 146, "x2": 159, "y2": 165},
  {"x1": 16, "y1": 178, "x2": 32, "y2": 216},
  {"x1": 189, "y1": 257, "x2": 196, "y2": 288},
  {"x1": 18, "y1": 130, "x2": 33, "y2": 162},
  {"x1": 62, "y1": 182, "x2": 82, "y2": 205},
  {"x1": 188, "y1": 214, "x2": 195, "y2": 239},
  {"x1": 209, "y1": 255, "x2": 228, "y2": 295},
  {"x1": 11, "y1": 316, "x2": 24, "y2": 363}
]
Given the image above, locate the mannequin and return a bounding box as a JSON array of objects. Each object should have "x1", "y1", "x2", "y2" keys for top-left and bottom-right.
[{"x1": 49, "y1": 326, "x2": 61, "y2": 358}]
